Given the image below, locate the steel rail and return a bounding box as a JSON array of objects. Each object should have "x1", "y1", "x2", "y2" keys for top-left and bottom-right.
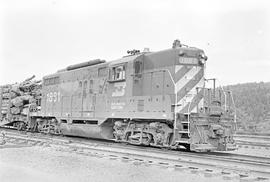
[{"x1": 1, "y1": 128, "x2": 270, "y2": 179}]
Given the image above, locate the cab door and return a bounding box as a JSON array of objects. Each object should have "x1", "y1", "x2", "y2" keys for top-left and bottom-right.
[
  {"x1": 82, "y1": 80, "x2": 95, "y2": 118},
  {"x1": 132, "y1": 57, "x2": 144, "y2": 96}
]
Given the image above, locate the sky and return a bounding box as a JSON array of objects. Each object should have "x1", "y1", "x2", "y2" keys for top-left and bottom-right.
[{"x1": 0, "y1": 0, "x2": 269, "y2": 86}]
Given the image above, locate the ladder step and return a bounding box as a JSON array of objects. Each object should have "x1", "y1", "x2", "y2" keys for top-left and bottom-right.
[
  {"x1": 175, "y1": 140, "x2": 190, "y2": 144},
  {"x1": 179, "y1": 130, "x2": 190, "y2": 134},
  {"x1": 180, "y1": 121, "x2": 189, "y2": 124},
  {"x1": 183, "y1": 113, "x2": 191, "y2": 115}
]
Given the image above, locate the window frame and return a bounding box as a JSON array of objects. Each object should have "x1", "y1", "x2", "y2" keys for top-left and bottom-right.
[
  {"x1": 44, "y1": 76, "x2": 60, "y2": 86},
  {"x1": 109, "y1": 64, "x2": 126, "y2": 82}
]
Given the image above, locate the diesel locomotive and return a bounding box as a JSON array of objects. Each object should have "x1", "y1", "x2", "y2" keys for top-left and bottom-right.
[{"x1": 0, "y1": 40, "x2": 237, "y2": 152}]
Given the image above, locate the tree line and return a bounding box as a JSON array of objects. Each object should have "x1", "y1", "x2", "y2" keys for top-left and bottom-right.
[{"x1": 225, "y1": 82, "x2": 270, "y2": 133}]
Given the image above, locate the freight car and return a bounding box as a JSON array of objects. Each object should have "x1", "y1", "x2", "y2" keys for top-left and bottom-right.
[{"x1": 0, "y1": 40, "x2": 237, "y2": 152}]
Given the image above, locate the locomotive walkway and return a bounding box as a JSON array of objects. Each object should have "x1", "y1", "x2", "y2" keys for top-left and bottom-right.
[{"x1": 1, "y1": 128, "x2": 270, "y2": 181}]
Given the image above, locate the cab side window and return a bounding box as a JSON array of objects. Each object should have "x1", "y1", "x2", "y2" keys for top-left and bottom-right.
[
  {"x1": 110, "y1": 65, "x2": 126, "y2": 81},
  {"x1": 134, "y1": 61, "x2": 142, "y2": 75}
]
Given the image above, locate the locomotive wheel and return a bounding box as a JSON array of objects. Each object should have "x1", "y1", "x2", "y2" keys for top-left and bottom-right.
[
  {"x1": 126, "y1": 132, "x2": 152, "y2": 146},
  {"x1": 38, "y1": 124, "x2": 61, "y2": 135},
  {"x1": 54, "y1": 127, "x2": 62, "y2": 135},
  {"x1": 17, "y1": 122, "x2": 24, "y2": 131},
  {"x1": 183, "y1": 144, "x2": 191, "y2": 151},
  {"x1": 39, "y1": 124, "x2": 50, "y2": 134},
  {"x1": 13, "y1": 121, "x2": 26, "y2": 131},
  {"x1": 113, "y1": 133, "x2": 121, "y2": 142},
  {"x1": 142, "y1": 133, "x2": 152, "y2": 145}
]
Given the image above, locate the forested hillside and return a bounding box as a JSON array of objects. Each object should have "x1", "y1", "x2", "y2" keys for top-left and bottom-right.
[{"x1": 225, "y1": 82, "x2": 270, "y2": 133}]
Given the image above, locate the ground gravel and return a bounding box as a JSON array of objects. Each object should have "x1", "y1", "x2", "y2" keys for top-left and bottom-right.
[{"x1": 0, "y1": 142, "x2": 234, "y2": 182}]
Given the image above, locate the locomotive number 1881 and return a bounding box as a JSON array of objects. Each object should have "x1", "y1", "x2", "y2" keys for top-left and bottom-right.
[{"x1": 46, "y1": 92, "x2": 61, "y2": 103}]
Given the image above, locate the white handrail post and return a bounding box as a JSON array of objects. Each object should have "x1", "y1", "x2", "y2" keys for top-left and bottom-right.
[
  {"x1": 229, "y1": 91, "x2": 237, "y2": 133},
  {"x1": 221, "y1": 86, "x2": 227, "y2": 111},
  {"x1": 187, "y1": 101, "x2": 192, "y2": 137}
]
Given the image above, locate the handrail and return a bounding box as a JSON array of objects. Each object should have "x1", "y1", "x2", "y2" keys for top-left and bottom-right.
[
  {"x1": 187, "y1": 101, "x2": 192, "y2": 137},
  {"x1": 229, "y1": 91, "x2": 237, "y2": 123},
  {"x1": 229, "y1": 91, "x2": 237, "y2": 133},
  {"x1": 221, "y1": 87, "x2": 227, "y2": 111}
]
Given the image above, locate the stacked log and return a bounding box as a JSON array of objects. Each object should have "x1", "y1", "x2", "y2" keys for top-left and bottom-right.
[
  {"x1": 0, "y1": 85, "x2": 12, "y2": 115},
  {"x1": 0, "y1": 75, "x2": 42, "y2": 117}
]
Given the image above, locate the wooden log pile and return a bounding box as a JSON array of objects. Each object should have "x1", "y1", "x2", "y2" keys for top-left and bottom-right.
[{"x1": 0, "y1": 75, "x2": 42, "y2": 116}]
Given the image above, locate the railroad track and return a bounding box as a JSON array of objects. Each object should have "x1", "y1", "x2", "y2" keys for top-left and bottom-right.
[
  {"x1": 235, "y1": 134, "x2": 270, "y2": 142},
  {"x1": 235, "y1": 134, "x2": 270, "y2": 140},
  {"x1": 236, "y1": 140, "x2": 270, "y2": 148},
  {"x1": 235, "y1": 134, "x2": 270, "y2": 149},
  {"x1": 1, "y1": 128, "x2": 270, "y2": 181}
]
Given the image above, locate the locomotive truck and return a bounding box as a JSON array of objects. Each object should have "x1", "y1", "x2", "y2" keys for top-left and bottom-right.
[{"x1": 0, "y1": 40, "x2": 237, "y2": 152}]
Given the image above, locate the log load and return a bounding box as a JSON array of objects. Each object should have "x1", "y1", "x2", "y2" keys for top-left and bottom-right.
[{"x1": 0, "y1": 75, "x2": 42, "y2": 122}]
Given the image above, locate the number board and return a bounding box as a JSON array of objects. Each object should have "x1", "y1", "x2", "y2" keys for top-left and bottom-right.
[{"x1": 179, "y1": 57, "x2": 198, "y2": 65}]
